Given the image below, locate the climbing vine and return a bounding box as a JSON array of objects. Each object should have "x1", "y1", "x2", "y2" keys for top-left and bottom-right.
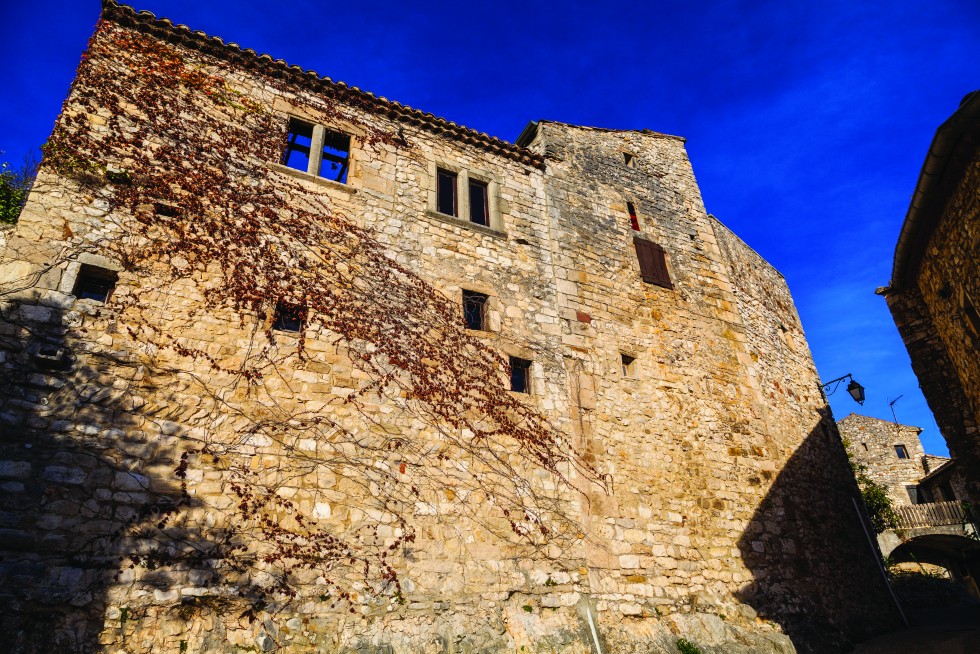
[{"x1": 37, "y1": 16, "x2": 592, "y2": 619}]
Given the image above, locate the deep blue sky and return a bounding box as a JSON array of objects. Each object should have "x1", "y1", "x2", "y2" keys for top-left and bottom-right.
[{"x1": 3, "y1": 1, "x2": 978, "y2": 456}]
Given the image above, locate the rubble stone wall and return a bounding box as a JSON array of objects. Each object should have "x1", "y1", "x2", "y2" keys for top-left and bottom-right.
[
  {"x1": 837, "y1": 414, "x2": 928, "y2": 506},
  {"x1": 0, "y1": 3, "x2": 898, "y2": 653}
]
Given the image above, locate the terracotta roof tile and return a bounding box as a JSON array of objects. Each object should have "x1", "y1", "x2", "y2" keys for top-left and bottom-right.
[{"x1": 101, "y1": 1, "x2": 545, "y2": 169}]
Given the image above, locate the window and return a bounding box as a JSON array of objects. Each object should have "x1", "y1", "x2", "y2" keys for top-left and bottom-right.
[
  {"x1": 905, "y1": 485, "x2": 921, "y2": 504},
  {"x1": 633, "y1": 237, "x2": 672, "y2": 289},
  {"x1": 894, "y1": 444, "x2": 909, "y2": 459},
  {"x1": 282, "y1": 117, "x2": 351, "y2": 183},
  {"x1": 621, "y1": 353, "x2": 636, "y2": 377},
  {"x1": 273, "y1": 301, "x2": 305, "y2": 333},
  {"x1": 430, "y1": 164, "x2": 500, "y2": 231},
  {"x1": 861, "y1": 442, "x2": 869, "y2": 452},
  {"x1": 627, "y1": 201, "x2": 640, "y2": 231},
  {"x1": 509, "y1": 357, "x2": 531, "y2": 394},
  {"x1": 72, "y1": 264, "x2": 118, "y2": 303},
  {"x1": 437, "y1": 168, "x2": 457, "y2": 216},
  {"x1": 462, "y1": 290, "x2": 488, "y2": 330},
  {"x1": 623, "y1": 152, "x2": 635, "y2": 167},
  {"x1": 469, "y1": 179, "x2": 489, "y2": 226}
]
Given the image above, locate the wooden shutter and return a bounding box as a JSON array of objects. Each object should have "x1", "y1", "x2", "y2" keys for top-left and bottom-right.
[{"x1": 633, "y1": 237, "x2": 673, "y2": 289}]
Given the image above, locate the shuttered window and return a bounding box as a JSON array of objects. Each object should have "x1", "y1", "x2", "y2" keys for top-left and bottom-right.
[{"x1": 633, "y1": 237, "x2": 672, "y2": 289}]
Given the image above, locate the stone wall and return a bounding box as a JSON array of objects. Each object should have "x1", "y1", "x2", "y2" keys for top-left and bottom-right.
[
  {"x1": 837, "y1": 414, "x2": 928, "y2": 507},
  {"x1": 885, "y1": 133, "x2": 980, "y2": 505},
  {"x1": 0, "y1": 3, "x2": 898, "y2": 653}
]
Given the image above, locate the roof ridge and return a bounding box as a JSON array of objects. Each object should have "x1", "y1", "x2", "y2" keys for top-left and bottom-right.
[{"x1": 100, "y1": 1, "x2": 544, "y2": 169}]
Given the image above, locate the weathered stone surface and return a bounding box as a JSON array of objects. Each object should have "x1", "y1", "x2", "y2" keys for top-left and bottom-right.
[{"x1": 0, "y1": 3, "x2": 899, "y2": 654}]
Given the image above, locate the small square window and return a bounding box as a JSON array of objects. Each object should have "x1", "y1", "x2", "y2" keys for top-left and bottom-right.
[
  {"x1": 621, "y1": 353, "x2": 636, "y2": 377},
  {"x1": 469, "y1": 179, "x2": 489, "y2": 226},
  {"x1": 437, "y1": 169, "x2": 458, "y2": 216},
  {"x1": 509, "y1": 357, "x2": 531, "y2": 394},
  {"x1": 627, "y1": 202, "x2": 640, "y2": 231},
  {"x1": 273, "y1": 301, "x2": 305, "y2": 333},
  {"x1": 72, "y1": 265, "x2": 118, "y2": 303},
  {"x1": 894, "y1": 444, "x2": 909, "y2": 459},
  {"x1": 462, "y1": 290, "x2": 488, "y2": 331}
]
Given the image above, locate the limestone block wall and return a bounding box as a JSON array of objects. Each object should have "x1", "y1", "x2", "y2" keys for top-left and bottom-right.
[
  {"x1": 837, "y1": 414, "x2": 928, "y2": 506},
  {"x1": 523, "y1": 120, "x2": 896, "y2": 645},
  {"x1": 0, "y1": 2, "x2": 898, "y2": 653}
]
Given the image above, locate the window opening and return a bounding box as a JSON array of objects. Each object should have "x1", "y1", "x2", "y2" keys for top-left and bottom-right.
[
  {"x1": 462, "y1": 290, "x2": 489, "y2": 330},
  {"x1": 283, "y1": 118, "x2": 314, "y2": 173},
  {"x1": 469, "y1": 179, "x2": 489, "y2": 226},
  {"x1": 627, "y1": 201, "x2": 640, "y2": 231},
  {"x1": 509, "y1": 357, "x2": 531, "y2": 394},
  {"x1": 319, "y1": 129, "x2": 351, "y2": 183},
  {"x1": 72, "y1": 264, "x2": 118, "y2": 303},
  {"x1": 621, "y1": 353, "x2": 636, "y2": 377},
  {"x1": 894, "y1": 444, "x2": 909, "y2": 459},
  {"x1": 273, "y1": 301, "x2": 305, "y2": 333},
  {"x1": 437, "y1": 169, "x2": 458, "y2": 216},
  {"x1": 861, "y1": 442, "x2": 869, "y2": 452},
  {"x1": 906, "y1": 485, "x2": 920, "y2": 504},
  {"x1": 623, "y1": 152, "x2": 635, "y2": 167},
  {"x1": 633, "y1": 237, "x2": 672, "y2": 289}
]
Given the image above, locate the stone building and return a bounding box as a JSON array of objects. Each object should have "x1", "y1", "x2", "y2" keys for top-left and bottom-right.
[
  {"x1": 837, "y1": 414, "x2": 930, "y2": 507},
  {"x1": 0, "y1": 2, "x2": 898, "y2": 653},
  {"x1": 836, "y1": 413, "x2": 971, "y2": 506},
  {"x1": 880, "y1": 89, "x2": 980, "y2": 504}
]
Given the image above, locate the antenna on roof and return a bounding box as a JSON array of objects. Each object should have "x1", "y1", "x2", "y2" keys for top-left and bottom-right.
[{"x1": 888, "y1": 395, "x2": 903, "y2": 424}]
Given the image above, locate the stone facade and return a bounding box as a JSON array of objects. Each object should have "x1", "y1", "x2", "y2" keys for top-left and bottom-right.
[
  {"x1": 882, "y1": 89, "x2": 980, "y2": 504},
  {"x1": 837, "y1": 414, "x2": 929, "y2": 506},
  {"x1": 0, "y1": 2, "x2": 898, "y2": 653}
]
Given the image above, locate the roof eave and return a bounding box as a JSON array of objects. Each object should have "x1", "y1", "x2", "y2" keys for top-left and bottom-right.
[{"x1": 890, "y1": 90, "x2": 980, "y2": 290}]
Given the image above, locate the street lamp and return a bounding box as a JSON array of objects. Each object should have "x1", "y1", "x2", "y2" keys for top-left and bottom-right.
[{"x1": 822, "y1": 373, "x2": 865, "y2": 405}]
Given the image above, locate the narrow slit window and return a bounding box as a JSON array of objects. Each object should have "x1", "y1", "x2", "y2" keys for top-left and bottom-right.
[
  {"x1": 72, "y1": 265, "x2": 118, "y2": 303},
  {"x1": 319, "y1": 129, "x2": 351, "y2": 183},
  {"x1": 861, "y1": 443, "x2": 869, "y2": 452},
  {"x1": 462, "y1": 290, "x2": 489, "y2": 330},
  {"x1": 509, "y1": 357, "x2": 532, "y2": 394},
  {"x1": 273, "y1": 301, "x2": 305, "y2": 333},
  {"x1": 633, "y1": 237, "x2": 673, "y2": 289},
  {"x1": 469, "y1": 179, "x2": 489, "y2": 226},
  {"x1": 627, "y1": 201, "x2": 640, "y2": 231},
  {"x1": 621, "y1": 353, "x2": 636, "y2": 377},
  {"x1": 437, "y1": 169, "x2": 457, "y2": 216},
  {"x1": 894, "y1": 444, "x2": 909, "y2": 459},
  {"x1": 282, "y1": 118, "x2": 314, "y2": 173}
]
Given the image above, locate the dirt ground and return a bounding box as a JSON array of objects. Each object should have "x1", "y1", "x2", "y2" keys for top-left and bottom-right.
[{"x1": 851, "y1": 604, "x2": 980, "y2": 654}]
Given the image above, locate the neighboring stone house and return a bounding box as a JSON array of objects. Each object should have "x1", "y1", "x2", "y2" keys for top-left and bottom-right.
[
  {"x1": 837, "y1": 414, "x2": 930, "y2": 507},
  {"x1": 837, "y1": 413, "x2": 971, "y2": 506},
  {"x1": 880, "y1": 89, "x2": 980, "y2": 505},
  {"x1": 0, "y1": 2, "x2": 898, "y2": 653}
]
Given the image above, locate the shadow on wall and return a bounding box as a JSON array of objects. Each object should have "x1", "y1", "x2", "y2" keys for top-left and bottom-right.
[
  {"x1": 736, "y1": 410, "x2": 903, "y2": 654},
  {"x1": 0, "y1": 297, "x2": 208, "y2": 653}
]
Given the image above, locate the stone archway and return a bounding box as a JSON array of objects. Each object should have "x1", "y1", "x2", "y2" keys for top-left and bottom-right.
[{"x1": 885, "y1": 533, "x2": 980, "y2": 600}]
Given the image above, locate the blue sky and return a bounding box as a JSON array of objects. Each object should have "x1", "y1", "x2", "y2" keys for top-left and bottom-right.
[{"x1": 3, "y1": 1, "x2": 978, "y2": 456}]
